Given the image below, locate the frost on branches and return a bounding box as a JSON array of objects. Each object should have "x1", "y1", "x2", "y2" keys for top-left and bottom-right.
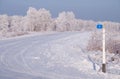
[
  {"x1": 87, "y1": 21, "x2": 120, "y2": 54},
  {"x1": 0, "y1": 7, "x2": 120, "y2": 38}
]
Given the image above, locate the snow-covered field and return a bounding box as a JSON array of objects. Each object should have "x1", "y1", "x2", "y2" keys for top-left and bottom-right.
[{"x1": 0, "y1": 31, "x2": 120, "y2": 79}]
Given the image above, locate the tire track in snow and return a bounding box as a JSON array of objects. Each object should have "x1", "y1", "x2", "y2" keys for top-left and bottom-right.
[
  {"x1": 0, "y1": 41, "x2": 30, "y2": 72},
  {"x1": 0, "y1": 32, "x2": 82, "y2": 77}
]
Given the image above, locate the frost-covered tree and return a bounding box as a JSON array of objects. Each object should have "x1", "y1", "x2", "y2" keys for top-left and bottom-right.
[
  {"x1": 73, "y1": 19, "x2": 83, "y2": 31},
  {"x1": 26, "y1": 7, "x2": 52, "y2": 31},
  {"x1": 0, "y1": 15, "x2": 9, "y2": 36},
  {"x1": 0, "y1": 7, "x2": 120, "y2": 38},
  {"x1": 87, "y1": 21, "x2": 120, "y2": 53},
  {"x1": 55, "y1": 11, "x2": 76, "y2": 31},
  {"x1": 36, "y1": 8, "x2": 52, "y2": 31},
  {"x1": 20, "y1": 16, "x2": 28, "y2": 32},
  {"x1": 26, "y1": 7, "x2": 38, "y2": 31},
  {"x1": 0, "y1": 15, "x2": 9, "y2": 31},
  {"x1": 10, "y1": 16, "x2": 23, "y2": 32},
  {"x1": 87, "y1": 31, "x2": 102, "y2": 51}
]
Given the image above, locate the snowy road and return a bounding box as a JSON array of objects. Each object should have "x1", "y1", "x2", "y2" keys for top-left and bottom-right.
[{"x1": 0, "y1": 32, "x2": 119, "y2": 79}]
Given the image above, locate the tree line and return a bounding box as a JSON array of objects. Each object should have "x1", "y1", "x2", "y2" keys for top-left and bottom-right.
[{"x1": 0, "y1": 7, "x2": 120, "y2": 37}]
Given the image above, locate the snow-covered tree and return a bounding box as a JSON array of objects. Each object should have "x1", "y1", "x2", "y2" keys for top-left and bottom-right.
[
  {"x1": 26, "y1": 7, "x2": 38, "y2": 31},
  {"x1": 26, "y1": 7, "x2": 52, "y2": 31},
  {"x1": 87, "y1": 21, "x2": 120, "y2": 53},
  {"x1": 10, "y1": 16, "x2": 23, "y2": 32},
  {"x1": 0, "y1": 7, "x2": 120, "y2": 38},
  {"x1": 55, "y1": 11, "x2": 76, "y2": 31},
  {"x1": 36, "y1": 8, "x2": 52, "y2": 31},
  {"x1": 0, "y1": 15, "x2": 9, "y2": 37},
  {"x1": 20, "y1": 16, "x2": 28, "y2": 32},
  {"x1": 0, "y1": 15, "x2": 9, "y2": 31}
]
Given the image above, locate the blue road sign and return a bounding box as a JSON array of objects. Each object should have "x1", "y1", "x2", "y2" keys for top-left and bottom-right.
[{"x1": 97, "y1": 24, "x2": 103, "y2": 29}]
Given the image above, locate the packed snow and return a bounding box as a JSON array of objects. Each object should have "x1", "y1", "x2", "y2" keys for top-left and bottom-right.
[{"x1": 0, "y1": 31, "x2": 120, "y2": 79}]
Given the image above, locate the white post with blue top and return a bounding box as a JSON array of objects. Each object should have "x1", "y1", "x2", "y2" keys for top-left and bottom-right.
[{"x1": 97, "y1": 24, "x2": 106, "y2": 73}]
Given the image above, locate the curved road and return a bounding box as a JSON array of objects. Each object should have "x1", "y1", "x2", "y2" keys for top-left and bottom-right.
[{"x1": 0, "y1": 32, "x2": 117, "y2": 79}]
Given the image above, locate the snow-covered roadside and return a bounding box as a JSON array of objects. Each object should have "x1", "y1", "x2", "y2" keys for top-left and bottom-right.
[
  {"x1": 88, "y1": 51, "x2": 120, "y2": 75},
  {"x1": 0, "y1": 31, "x2": 120, "y2": 79},
  {"x1": 0, "y1": 31, "x2": 57, "y2": 41}
]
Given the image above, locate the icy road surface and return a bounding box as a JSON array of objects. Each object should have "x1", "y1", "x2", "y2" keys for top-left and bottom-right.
[{"x1": 0, "y1": 32, "x2": 119, "y2": 79}]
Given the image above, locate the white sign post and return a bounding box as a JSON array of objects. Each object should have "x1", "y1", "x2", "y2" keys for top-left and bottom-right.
[
  {"x1": 102, "y1": 27, "x2": 106, "y2": 73},
  {"x1": 97, "y1": 24, "x2": 106, "y2": 73}
]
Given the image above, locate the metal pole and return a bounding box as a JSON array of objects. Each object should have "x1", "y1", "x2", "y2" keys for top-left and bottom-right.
[{"x1": 102, "y1": 27, "x2": 106, "y2": 73}]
